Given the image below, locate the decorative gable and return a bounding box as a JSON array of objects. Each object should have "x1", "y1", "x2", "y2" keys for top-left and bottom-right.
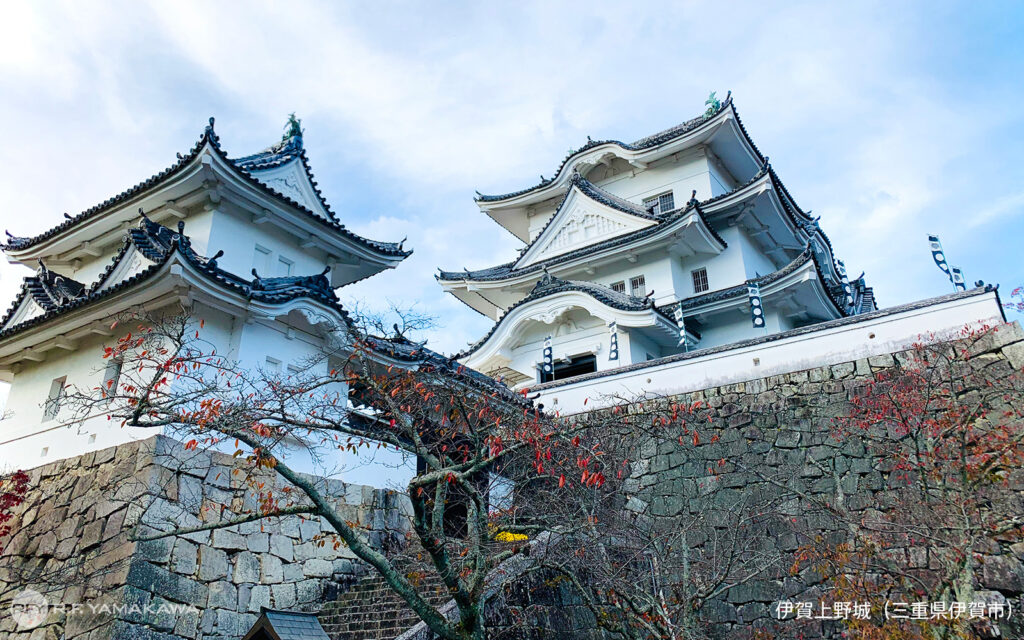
[
  {"x1": 2, "y1": 297, "x2": 45, "y2": 331},
  {"x1": 94, "y1": 245, "x2": 158, "y2": 293},
  {"x1": 248, "y1": 160, "x2": 332, "y2": 221},
  {"x1": 515, "y1": 186, "x2": 655, "y2": 268}
]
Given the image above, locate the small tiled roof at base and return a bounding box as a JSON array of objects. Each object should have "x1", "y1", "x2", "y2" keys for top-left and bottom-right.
[{"x1": 242, "y1": 609, "x2": 330, "y2": 640}]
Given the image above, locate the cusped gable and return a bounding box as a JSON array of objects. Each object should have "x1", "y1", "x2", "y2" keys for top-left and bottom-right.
[{"x1": 515, "y1": 180, "x2": 657, "y2": 269}]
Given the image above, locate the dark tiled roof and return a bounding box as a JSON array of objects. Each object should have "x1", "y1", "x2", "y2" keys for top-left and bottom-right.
[
  {"x1": 458, "y1": 273, "x2": 673, "y2": 358},
  {"x1": 507, "y1": 173, "x2": 666, "y2": 268},
  {"x1": 530, "y1": 287, "x2": 1001, "y2": 392},
  {"x1": 2, "y1": 120, "x2": 410, "y2": 260},
  {"x1": 231, "y1": 132, "x2": 345, "y2": 227},
  {"x1": 653, "y1": 246, "x2": 846, "y2": 318},
  {"x1": 23, "y1": 263, "x2": 86, "y2": 312},
  {"x1": 359, "y1": 334, "x2": 531, "y2": 406},
  {"x1": 438, "y1": 196, "x2": 726, "y2": 284},
  {"x1": 475, "y1": 94, "x2": 757, "y2": 203},
  {"x1": 0, "y1": 216, "x2": 351, "y2": 341},
  {"x1": 243, "y1": 609, "x2": 330, "y2": 640}
]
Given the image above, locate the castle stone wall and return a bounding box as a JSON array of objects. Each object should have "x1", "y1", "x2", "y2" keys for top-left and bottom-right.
[
  {"x1": 624, "y1": 321, "x2": 1024, "y2": 638},
  {"x1": 0, "y1": 435, "x2": 408, "y2": 640}
]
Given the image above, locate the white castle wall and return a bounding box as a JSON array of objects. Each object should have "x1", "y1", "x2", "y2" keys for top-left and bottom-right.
[{"x1": 537, "y1": 290, "x2": 1005, "y2": 413}]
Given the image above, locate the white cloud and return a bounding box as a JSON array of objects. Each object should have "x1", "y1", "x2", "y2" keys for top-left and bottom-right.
[{"x1": 0, "y1": 0, "x2": 1022, "y2": 356}]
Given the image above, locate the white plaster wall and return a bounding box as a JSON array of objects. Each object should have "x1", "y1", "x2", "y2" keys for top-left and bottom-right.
[
  {"x1": 0, "y1": 329, "x2": 171, "y2": 469},
  {"x1": 735, "y1": 227, "x2": 777, "y2": 279},
  {"x1": 594, "y1": 149, "x2": 715, "y2": 206},
  {"x1": 206, "y1": 207, "x2": 328, "y2": 282},
  {"x1": 538, "y1": 292, "x2": 1006, "y2": 413},
  {"x1": 695, "y1": 309, "x2": 785, "y2": 349},
  {"x1": 707, "y1": 158, "x2": 738, "y2": 197},
  {"x1": 524, "y1": 151, "x2": 719, "y2": 241}
]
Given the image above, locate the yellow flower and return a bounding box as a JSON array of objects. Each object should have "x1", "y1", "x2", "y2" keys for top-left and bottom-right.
[{"x1": 493, "y1": 531, "x2": 528, "y2": 542}]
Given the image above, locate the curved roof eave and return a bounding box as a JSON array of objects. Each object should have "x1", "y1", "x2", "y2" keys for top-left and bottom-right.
[
  {"x1": 655, "y1": 248, "x2": 846, "y2": 320},
  {"x1": 0, "y1": 232, "x2": 353, "y2": 346},
  {"x1": 457, "y1": 277, "x2": 675, "y2": 361},
  {"x1": 2, "y1": 121, "x2": 411, "y2": 262},
  {"x1": 438, "y1": 201, "x2": 726, "y2": 288},
  {"x1": 475, "y1": 96, "x2": 765, "y2": 208}
]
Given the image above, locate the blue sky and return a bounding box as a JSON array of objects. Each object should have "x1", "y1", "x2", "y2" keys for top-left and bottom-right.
[{"x1": 0, "y1": 1, "x2": 1022, "y2": 355}]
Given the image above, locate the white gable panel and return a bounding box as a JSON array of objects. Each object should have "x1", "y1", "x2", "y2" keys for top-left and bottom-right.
[
  {"x1": 517, "y1": 188, "x2": 654, "y2": 268},
  {"x1": 3, "y1": 297, "x2": 46, "y2": 330},
  {"x1": 95, "y1": 246, "x2": 158, "y2": 293},
  {"x1": 248, "y1": 160, "x2": 331, "y2": 220}
]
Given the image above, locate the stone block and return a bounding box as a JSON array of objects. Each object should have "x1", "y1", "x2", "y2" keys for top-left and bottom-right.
[
  {"x1": 271, "y1": 583, "x2": 297, "y2": 609},
  {"x1": 173, "y1": 538, "x2": 198, "y2": 576},
  {"x1": 80, "y1": 520, "x2": 103, "y2": 551},
  {"x1": 247, "y1": 585, "x2": 270, "y2": 612},
  {"x1": 982, "y1": 555, "x2": 1024, "y2": 592},
  {"x1": 126, "y1": 561, "x2": 208, "y2": 607},
  {"x1": 261, "y1": 555, "x2": 283, "y2": 584},
  {"x1": 246, "y1": 533, "x2": 269, "y2": 553},
  {"x1": 233, "y1": 552, "x2": 260, "y2": 583},
  {"x1": 268, "y1": 534, "x2": 294, "y2": 562},
  {"x1": 303, "y1": 558, "x2": 333, "y2": 577},
  {"x1": 135, "y1": 535, "x2": 174, "y2": 565},
  {"x1": 198, "y1": 547, "x2": 229, "y2": 581},
  {"x1": 295, "y1": 579, "x2": 322, "y2": 603},
  {"x1": 298, "y1": 519, "x2": 321, "y2": 541},
  {"x1": 208, "y1": 581, "x2": 237, "y2": 609},
  {"x1": 216, "y1": 609, "x2": 247, "y2": 637},
  {"x1": 211, "y1": 529, "x2": 247, "y2": 551}
]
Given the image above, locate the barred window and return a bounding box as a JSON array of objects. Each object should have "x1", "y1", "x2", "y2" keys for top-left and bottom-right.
[
  {"x1": 43, "y1": 376, "x2": 66, "y2": 421},
  {"x1": 610, "y1": 281, "x2": 626, "y2": 294},
  {"x1": 101, "y1": 359, "x2": 122, "y2": 401},
  {"x1": 692, "y1": 267, "x2": 709, "y2": 293},
  {"x1": 642, "y1": 191, "x2": 675, "y2": 215},
  {"x1": 630, "y1": 275, "x2": 647, "y2": 297},
  {"x1": 692, "y1": 266, "x2": 708, "y2": 292}
]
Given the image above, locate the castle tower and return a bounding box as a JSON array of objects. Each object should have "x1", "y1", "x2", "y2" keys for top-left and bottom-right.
[
  {"x1": 439, "y1": 94, "x2": 877, "y2": 389},
  {"x1": 0, "y1": 116, "x2": 411, "y2": 469}
]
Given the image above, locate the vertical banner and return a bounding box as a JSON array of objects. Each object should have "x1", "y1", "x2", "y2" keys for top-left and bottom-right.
[
  {"x1": 673, "y1": 302, "x2": 689, "y2": 349},
  {"x1": 950, "y1": 267, "x2": 966, "y2": 291},
  {"x1": 541, "y1": 336, "x2": 553, "y2": 376},
  {"x1": 836, "y1": 259, "x2": 854, "y2": 308},
  {"x1": 608, "y1": 321, "x2": 619, "y2": 361},
  {"x1": 748, "y1": 283, "x2": 765, "y2": 329},
  {"x1": 928, "y1": 234, "x2": 953, "y2": 280},
  {"x1": 928, "y1": 234, "x2": 966, "y2": 292}
]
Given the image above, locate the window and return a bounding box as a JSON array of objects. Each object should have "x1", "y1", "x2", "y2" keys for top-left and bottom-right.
[
  {"x1": 691, "y1": 267, "x2": 709, "y2": 293},
  {"x1": 265, "y1": 357, "x2": 282, "y2": 373},
  {"x1": 88, "y1": 434, "x2": 97, "y2": 444},
  {"x1": 630, "y1": 275, "x2": 647, "y2": 298},
  {"x1": 643, "y1": 191, "x2": 675, "y2": 215},
  {"x1": 539, "y1": 354, "x2": 597, "y2": 383},
  {"x1": 43, "y1": 376, "x2": 66, "y2": 421},
  {"x1": 277, "y1": 256, "x2": 294, "y2": 277},
  {"x1": 40, "y1": 447, "x2": 48, "y2": 457},
  {"x1": 253, "y1": 245, "x2": 272, "y2": 275},
  {"x1": 610, "y1": 281, "x2": 626, "y2": 294},
  {"x1": 102, "y1": 359, "x2": 122, "y2": 400}
]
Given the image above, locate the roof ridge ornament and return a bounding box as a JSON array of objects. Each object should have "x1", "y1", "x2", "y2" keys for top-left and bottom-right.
[
  {"x1": 206, "y1": 250, "x2": 224, "y2": 270},
  {"x1": 704, "y1": 91, "x2": 721, "y2": 118},
  {"x1": 688, "y1": 190, "x2": 698, "y2": 207},
  {"x1": 283, "y1": 113, "x2": 304, "y2": 147}
]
